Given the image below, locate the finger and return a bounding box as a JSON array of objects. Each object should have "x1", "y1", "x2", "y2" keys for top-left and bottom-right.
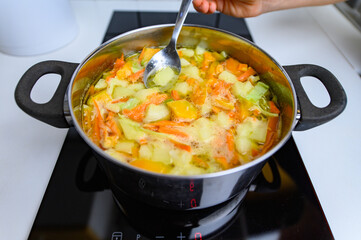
[
  {"x1": 208, "y1": 0, "x2": 217, "y2": 14},
  {"x1": 193, "y1": 0, "x2": 206, "y2": 13},
  {"x1": 200, "y1": 0, "x2": 211, "y2": 13}
]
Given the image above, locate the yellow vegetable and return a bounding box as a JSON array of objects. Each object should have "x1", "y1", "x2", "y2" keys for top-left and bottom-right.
[
  {"x1": 167, "y1": 99, "x2": 198, "y2": 121},
  {"x1": 130, "y1": 159, "x2": 170, "y2": 174}
]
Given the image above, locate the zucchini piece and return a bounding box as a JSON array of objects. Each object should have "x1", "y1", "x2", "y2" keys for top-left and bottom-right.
[
  {"x1": 94, "y1": 79, "x2": 107, "y2": 91},
  {"x1": 235, "y1": 136, "x2": 255, "y2": 155},
  {"x1": 173, "y1": 81, "x2": 192, "y2": 96},
  {"x1": 181, "y1": 65, "x2": 200, "y2": 79},
  {"x1": 193, "y1": 117, "x2": 214, "y2": 143},
  {"x1": 231, "y1": 81, "x2": 254, "y2": 99},
  {"x1": 179, "y1": 48, "x2": 194, "y2": 57},
  {"x1": 112, "y1": 86, "x2": 135, "y2": 99},
  {"x1": 118, "y1": 117, "x2": 147, "y2": 142},
  {"x1": 218, "y1": 70, "x2": 238, "y2": 84},
  {"x1": 214, "y1": 111, "x2": 232, "y2": 129},
  {"x1": 152, "y1": 66, "x2": 176, "y2": 87},
  {"x1": 134, "y1": 87, "x2": 160, "y2": 102},
  {"x1": 139, "y1": 144, "x2": 153, "y2": 160},
  {"x1": 143, "y1": 103, "x2": 171, "y2": 123},
  {"x1": 114, "y1": 140, "x2": 137, "y2": 155},
  {"x1": 236, "y1": 117, "x2": 268, "y2": 143},
  {"x1": 246, "y1": 81, "x2": 269, "y2": 102},
  {"x1": 180, "y1": 58, "x2": 191, "y2": 67}
]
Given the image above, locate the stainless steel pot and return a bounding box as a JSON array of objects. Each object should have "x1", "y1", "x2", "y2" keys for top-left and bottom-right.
[{"x1": 15, "y1": 24, "x2": 347, "y2": 210}]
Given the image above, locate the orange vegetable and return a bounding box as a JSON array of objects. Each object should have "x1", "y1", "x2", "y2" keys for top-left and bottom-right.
[
  {"x1": 191, "y1": 156, "x2": 209, "y2": 169},
  {"x1": 238, "y1": 67, "x2": 256, "y2": 82},
  {"x1": 170, "y1": 139, "x2": 192, "y2": 152},
  {"x1": 252, "y1": 148, "x2": 260, "y2": 157},
  {"x1": 202, "y1": 51, "x2": 216, "y2": 71},
  {"x1": 269, "y1": 100, "x2": 280, "y2": 114},
  {"x1": 139, "y1": 138, "x2": 148, "y2": 145},
  {"x1": 105, "y1": 112, "x2": 121, "y2": 137},
  {"x1": 139, "y1": 48, "x2": 160, "y2": 65},
  {"x1": 190, "y1": 81, "x2": 207, "y2": 106},
  {"x1": 261, "y1": 101, "x2": 280, "y2": 153},
  {"x1": 122, "y1": 93, "x2": 168, "y2": 122},
  {"x1": 215, "y1": 156, "x2": 229, "y2": 170},
  {"x1": 106, "y1": 54, "x2": 125, "y2": 81},
  {"x1": 130, "y1": 159, "x2": 169, "y2": 173},
  {"x1": 92, "y1": 99, "x2": 104, "y2": 144},
  {"x1": 212, "y1": 106, "x2": 221, "y2": 113},
  {"x1": 167, "y1": 99, "x2": 198, "y2": 121},
  {"x1": 128, "y1": 68, "x2": 145, "y2": 83},
  {"x1": 138, "y1": 47, "x2": 146, "y2": 64},
  {"x1": 144, "y1": 120, "x2": 188, "y2": 127},
  {"x1": 226, "y1": 130, "x2": 234, "y2": 152},
  {"x1": 111, "y1": 97, "x2": 129, "y2": 104},
  {"x1": 213, "y1": 98, "x2": 235, "y2": 111},
  {"x1": 171, "y1": 90, "x2": 181, "y2": 100},
  {"x1": 224, "y1": 57, "x2": 240, "y2": 75},
  {"x1": 116, "y1": 61, "x2": 133, "y2": 80},
  {"x1": 238, "y1": 63, "x2": 248, "y2": 72},
  {"x1": 158, "y1": 126, "x2": 189, "y2": 138}
]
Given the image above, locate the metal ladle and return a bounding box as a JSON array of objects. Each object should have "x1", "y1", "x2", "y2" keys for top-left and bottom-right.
[{"x1": 143, "y1": 0, "x2": 192, "y2": 88}]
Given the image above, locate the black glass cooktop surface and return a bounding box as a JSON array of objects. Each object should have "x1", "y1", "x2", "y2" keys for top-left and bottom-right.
[{"x1": 28, "y1": 11, "x2": 333, "y2": 240}]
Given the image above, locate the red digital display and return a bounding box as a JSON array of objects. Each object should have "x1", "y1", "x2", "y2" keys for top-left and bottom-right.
[
  {"x1": 191, "y1": 198, "x2": 197, "y2": 208},
  {"x1": 194, "y1": 232, "x2": 203, "y2": 239},
  {"x1": 190, "y1": 181, "x2": 194, "y2": 192}
]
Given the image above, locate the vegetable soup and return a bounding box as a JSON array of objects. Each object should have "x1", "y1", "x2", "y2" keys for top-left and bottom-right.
[{"x1": 81, "y1": 45, "x2": 281, "y2": 175}]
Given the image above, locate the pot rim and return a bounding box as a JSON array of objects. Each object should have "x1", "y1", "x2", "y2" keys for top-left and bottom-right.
[{"x1": 67, "y1": 23, "x2": 298, "y2": 180}]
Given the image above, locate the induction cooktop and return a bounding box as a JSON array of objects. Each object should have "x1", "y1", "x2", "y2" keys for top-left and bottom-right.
[{"x1": 28, "y1": 11, "x2": 333, "y2": 240}]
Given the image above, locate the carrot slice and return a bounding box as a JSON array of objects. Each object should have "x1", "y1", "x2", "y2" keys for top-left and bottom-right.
[
  {"x1": 261, "y1": 101, "x2": 280, "y2": 153},
  {"x1": 105, "y1": 112, "x2": 121, "y2": 137},
  {"x1": 111, "y1": 97, "x2": 129, "y2": 104},
  {"x1": 158, "y1": 126, "x2": 189, "y2": 138},
  {"x1": 224, "y1": 57, "x2": 240, "y2": 75},
  {"x1": 226, "y1": 130, "x2": 234, "y2": 152},
  {"x1": 269, "y1": 100, "x2": 280, "y2": 114},
  {"x1": 128, "y1": 68, "x2": 145, "y2": 83},
  {"x1": 144, "y1": 120, "x2": 188, "y2": 127},
  {"x1": 138, "y1": 47, "x2": 146, "y2": 64},
  {"x1": 215, "y1": 156, "x2": 229, "y2": 170},
  {"x1": 169, "y1": 139, "x2": 192, "y2": 152},
  {"x1": 171, "y1": 90, "x2": 181, "y2": 100},
  {"x1": 106, "y1": 54, "x2": 125, "y2": 81},
  {"x1": 238, "y1": 67, "x2": 256, "y2": 82},
  {"x1": 92, "y1": 99, "x2": 104, "y2": 144},
  {"x1": 122, "y1": 93, "x2": 168, "y2": 122}
]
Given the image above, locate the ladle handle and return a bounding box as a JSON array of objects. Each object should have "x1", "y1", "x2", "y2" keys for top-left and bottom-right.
[{"x1": 170, "y1": 0, "x2": 192, "y2": 48}]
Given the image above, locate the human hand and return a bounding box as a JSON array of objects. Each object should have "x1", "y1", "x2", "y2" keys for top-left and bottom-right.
[
  {"x1": 192, "y1": 0, "x2": 265, "y2": 18},
  {"x1": 192, "y1": 0, "x2": 345, "y2": 18}
]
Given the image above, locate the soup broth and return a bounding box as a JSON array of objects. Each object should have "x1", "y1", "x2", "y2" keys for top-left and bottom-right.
[{"x1": 81, "y1": 45, "x2": 281, "y2": 175}]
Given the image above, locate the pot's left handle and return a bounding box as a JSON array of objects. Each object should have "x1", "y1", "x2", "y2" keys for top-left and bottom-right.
[{"x1": 15, "y1": 61, "x2": 79, "y2": 128}]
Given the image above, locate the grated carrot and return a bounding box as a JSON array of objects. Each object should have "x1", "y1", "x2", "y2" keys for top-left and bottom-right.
[
  {"x1": 158, "y1": 126, "x2": 189, "y2": 138},
  {"x1": 170, "y1": 139, "x2": 192, "y2": 152}
]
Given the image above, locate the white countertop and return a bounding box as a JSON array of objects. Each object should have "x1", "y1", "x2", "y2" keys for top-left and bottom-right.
[{"x1": 1, "y1": 1, "x2": 361, "y2": 239}]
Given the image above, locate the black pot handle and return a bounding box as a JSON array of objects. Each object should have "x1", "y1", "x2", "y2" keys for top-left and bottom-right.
[
  {"x1": 76, "y1": 149, "x2": 109, "y2": 192},
  {"x1": 250, "y1": 157, "x2": 281, "y2": 193},
  {"x1": 15, "y1": 61, "x2": 79, "y2": 128},
  {"x1": 283, "y1": 64, "x2": 347, "y2": 131}
]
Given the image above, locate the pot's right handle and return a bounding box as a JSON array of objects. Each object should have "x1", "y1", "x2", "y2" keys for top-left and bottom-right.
[
  {"x1": 15, "y1": 61, "x2": 78, "y2": 128},
  {"x1": 284, "y1": 64, "x2": 347, "y2": 131}
]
